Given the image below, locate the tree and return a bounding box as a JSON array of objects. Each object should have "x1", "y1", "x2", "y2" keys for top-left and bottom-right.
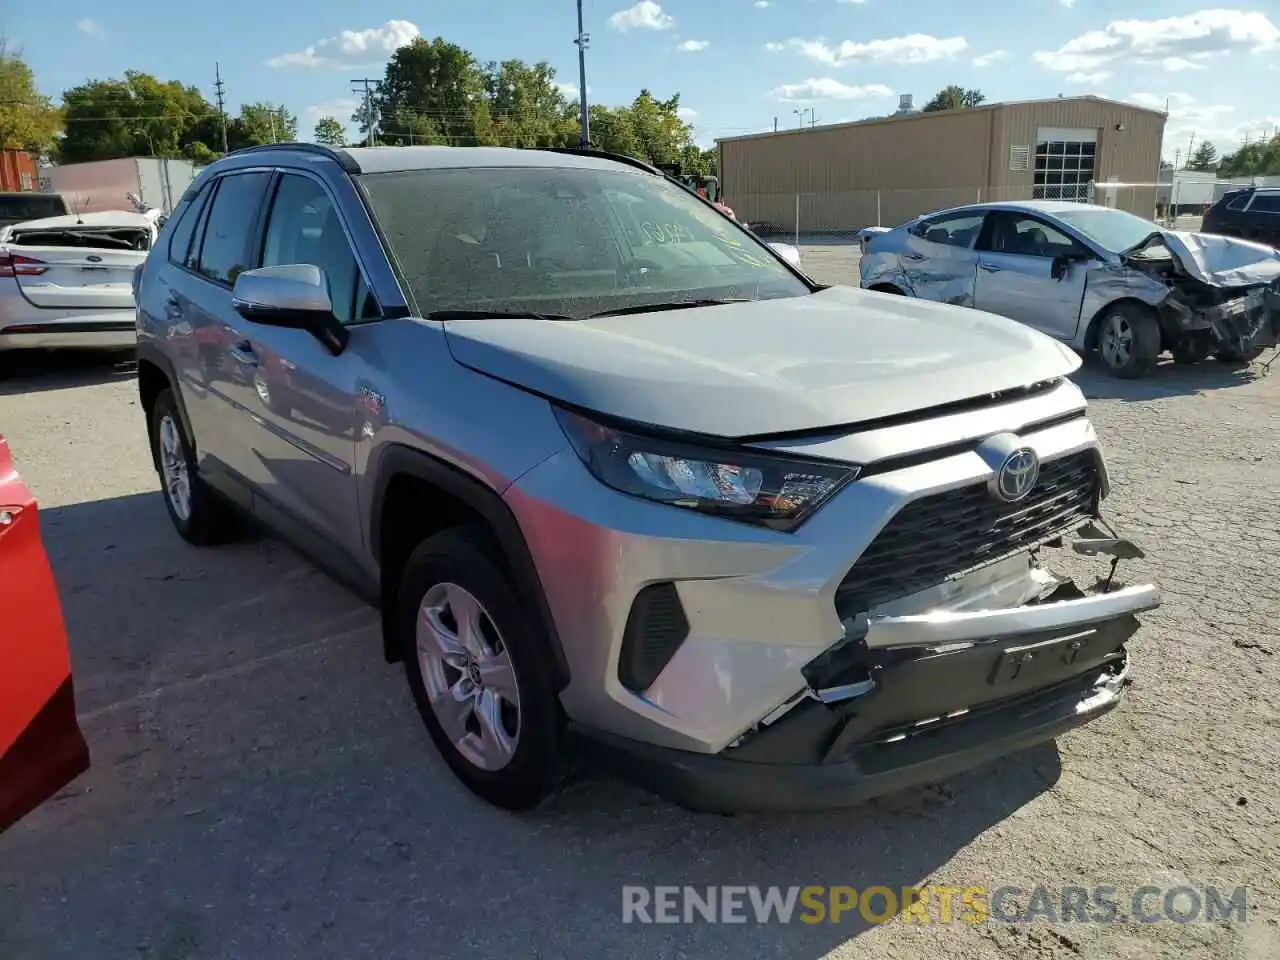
[
  {"x1": 371, "y1": 37, "x2": 486, "y2": 147},
  {"x1": 313, "y1": 116, "x2": 346, "y2": 146},
  {"x1": 231, "y1": 102, "x2": 298, "y2": 148},
  {"x1": 1218, "y1": 134, "x2": 1280, "y2": 178},
  {"x1": 922, "y1": 85, "x2": 986, "y2": 113},
  {"x1": 0, "y1": 42, "x2": 61, "y2": 153},
  {"x1": 1185, "y1": 141, "x2": 1219, "y2": 172},
  {"x1": 59, "y1": 71, "x2": 214, "y2": 162}
]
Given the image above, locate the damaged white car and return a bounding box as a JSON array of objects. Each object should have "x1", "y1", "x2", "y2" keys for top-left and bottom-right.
[
  {"x1": 0, "y1": 210, "x2": 157, "y2": 353},
  {"x1": 860, "y1": 201, "x2": 1280, "y2": 378}
]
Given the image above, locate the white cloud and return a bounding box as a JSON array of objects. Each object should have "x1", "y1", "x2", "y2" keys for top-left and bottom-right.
[
  {"x1": 769, "y1": 78, "x2": 894, "y2": 101},
  {"x1": 973, "y1": 50, "x2": 1009, "y2": 67},
  {"x1": 1034, "y1": 10, "x2": 1280, "y2": 76},
  {"x1": 754, "y1": 0, "x2": 770, "y2": 7},
  {"x1": 608, "y1": 2, "x2": 674, "y2": 32},
  {"x1": 305, "y1": 97, "x2": 360, "y2": 122},
  {"x1": 76, "y1": 19, "x2": 104, "y2": 37},
  {"x1": 678, "y1": 106, "x2": 698, "y2": 119},
  {"x1": 677, "y1": 39, "x2": 710, "y2": 52},
  {"x1": 1060, "y1": 0, "x2": 1076, "y2": 8},
  {"x1": 786, "y1": 34, "x2": 968, "y2": 66},
  {"x1": 556, "y1": 82, "x2": 592, "y2": 98},
  {"x1": 837, "y1": 0, "x2": 870, "y2": 4},
  {"x1": 764, "y1": 41, "x2": 786, "y2": 52},
  {"x1": 1066, "y1": 70, "x2": 1111, "y2": 84},
  {"x1": 268, "y1": 20, "x2": 420, "y2": 68},
  {"x1": 1125, "y1": 90, "x2": 1265, "y2": 158}
]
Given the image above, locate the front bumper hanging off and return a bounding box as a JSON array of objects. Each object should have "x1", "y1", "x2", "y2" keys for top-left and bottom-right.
[{"x1": 573, "y1": 526, "x2": 1160, "y2": 814}]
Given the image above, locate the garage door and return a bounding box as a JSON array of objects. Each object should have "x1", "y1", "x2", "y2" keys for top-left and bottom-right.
[{"x1": 1034, "y1": 127, "x2": 1097, "y2": 202}]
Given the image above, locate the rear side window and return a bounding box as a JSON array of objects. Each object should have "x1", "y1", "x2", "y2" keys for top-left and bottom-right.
[
  {"x1": 166, "y1": 184, "x2": 211, "y2": 265},
  {"x1": 193, "y1": 172, "x2": 270, "y2": 285},
  {"x1": 1224, "y1": 192, "x2": 1249, "y2": 212},
  {"x1": 1248, "y1": 194, "x2": 1280, "y2": 214},
  {"x1": 912, "y1": 211, "x2": 986, "y2": 248},
  {"x1": 0, "y1": 193, "x2": 69, "y2": 225}
]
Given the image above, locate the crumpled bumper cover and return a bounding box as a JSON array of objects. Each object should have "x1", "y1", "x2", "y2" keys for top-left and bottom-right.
[{"x1": 572, "y1": 570, "x2": 1159, "y2": 814}]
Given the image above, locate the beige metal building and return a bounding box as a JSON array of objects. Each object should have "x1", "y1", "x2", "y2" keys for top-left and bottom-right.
[{"x1": 717, "y1": 96, "x2": 1166, "y2": 233}]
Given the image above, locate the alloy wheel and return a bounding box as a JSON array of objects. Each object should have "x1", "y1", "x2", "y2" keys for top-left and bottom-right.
[{"x1": 158, "y1": 414, "x2": 192, "y2": 522}]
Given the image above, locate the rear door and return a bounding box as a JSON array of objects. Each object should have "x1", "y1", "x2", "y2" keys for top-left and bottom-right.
[
  {"x1": 4, "y1": 229, "x2": 149, "y2": 312},
  {"x1": 898, "y1": 209, "x2": 986, "y2": 304},
  {"x1": 0, "y1": 436, "x2": 89, "y2": 834}
]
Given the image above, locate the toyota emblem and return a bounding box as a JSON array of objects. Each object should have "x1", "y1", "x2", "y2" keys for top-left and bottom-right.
[{"x1": 993, "y1": 447, "x2": 1040, "y2": 503}]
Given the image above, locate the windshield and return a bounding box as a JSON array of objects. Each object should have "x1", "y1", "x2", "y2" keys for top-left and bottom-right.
[
  {"x1": 357, "y1": 165, "x2": 809, "y2": 319},
  {"x1": 1054, "y1": 207, "x2": 1160, "y2": 254}
]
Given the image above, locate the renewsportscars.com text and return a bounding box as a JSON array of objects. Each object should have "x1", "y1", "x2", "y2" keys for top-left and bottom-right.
[{"x1": 621, "y1": 885, "x2": 1249, "y2": 925}]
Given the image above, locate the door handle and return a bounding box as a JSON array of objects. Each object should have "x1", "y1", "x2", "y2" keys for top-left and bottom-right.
[
  {"x1": 229, "y1": 340, "x2": 258, "y2": 367},
  {"x1": 979, "y1": 261, "x2": 1002, "y2": 273},
  {"x1": 901, "y1": 252, "x2": 925, "y2": 261},
  {"x1": 164, "y1": 293, "x2": 182, "y2": 317}
]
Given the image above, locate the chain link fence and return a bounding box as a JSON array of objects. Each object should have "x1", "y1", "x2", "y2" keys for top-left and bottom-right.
[{"x1": 731, "y1": 183, "x2": 1178, "y2": 239}]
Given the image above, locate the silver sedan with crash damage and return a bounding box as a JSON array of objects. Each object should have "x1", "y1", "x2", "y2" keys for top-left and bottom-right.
[{"x1": 859, "y1": 200, "x2": 1280, "y2": 379}]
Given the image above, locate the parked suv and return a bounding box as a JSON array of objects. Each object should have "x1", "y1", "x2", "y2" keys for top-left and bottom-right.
[
  {"x1": 1201, "y1": 187, "x2": 1280, "y2": 249},
  {"x1": 133, "y1": 143, "x2": 1159, "y2": 814}
]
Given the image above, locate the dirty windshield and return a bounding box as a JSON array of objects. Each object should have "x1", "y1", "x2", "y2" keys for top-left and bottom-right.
[
  {"x1": 1054, "y1": 207, "x2": 1160, "y2": 255},
  {"x1": 358, "y1": 164, "x2": 809, "y2": 319}
]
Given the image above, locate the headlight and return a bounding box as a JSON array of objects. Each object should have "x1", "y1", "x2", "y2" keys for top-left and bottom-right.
[{"x1": 554, "y1": 407, "x2": 859, "y2": 531}]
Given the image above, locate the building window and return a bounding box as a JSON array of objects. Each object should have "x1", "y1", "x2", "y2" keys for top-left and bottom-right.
[{"x1": 1033, "y1": 138, "x2": 1096, "y2": 202}]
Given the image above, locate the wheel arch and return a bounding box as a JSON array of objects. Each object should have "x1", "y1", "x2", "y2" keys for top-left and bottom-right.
[
  {"x1": 867, "y1": 282, "x2": 906, "y2": 296},
  {"x1": 1083, "y1": 297, "x2": 1160, "y2": 352},
  {"x1": 136, "y1": 343, "x2": 195, "y2": 471},
  {"x1": 368, "y1": 444, "x2": 571, "y2": 692}
]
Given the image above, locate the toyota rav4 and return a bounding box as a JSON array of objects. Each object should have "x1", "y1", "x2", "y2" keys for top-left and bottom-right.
[{"x1": 132, "y1": 143, "x2": 1159, "y2": 814}]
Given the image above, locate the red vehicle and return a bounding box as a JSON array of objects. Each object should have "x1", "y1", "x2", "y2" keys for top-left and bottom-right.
[{"x1": 0, "y1": 434, "x2": 89, "y2": 833}]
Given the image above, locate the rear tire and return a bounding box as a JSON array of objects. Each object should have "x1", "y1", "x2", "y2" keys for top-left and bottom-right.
[
  {"x1": 399, "y1": 527, "x2": 566, "y2": 811},
  {"x1": 149, "y1": 389, "x2": 246, "y2": 545},
  {"x1": 1096, "y1": 304, "x2": 1161, "y2": 379}
]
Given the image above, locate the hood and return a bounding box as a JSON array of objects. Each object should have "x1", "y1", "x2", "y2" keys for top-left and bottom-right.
[
  {"x1": 442, "y1": 286, "x2": 1082, "y2": 438},
  {"x1": 1127, "y1": 230, "x2": 1280, "y2": 287}
]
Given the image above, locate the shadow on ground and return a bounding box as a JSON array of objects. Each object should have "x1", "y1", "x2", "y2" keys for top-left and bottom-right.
[
  {"x1": 1073, "y1": 355, "x2": 1272, "y2": 401},
  {"x1": 1, "y1": 490, "x2": 1062, "y2": 959},
  {"x1": 0, "y1": 349, "x2": 137, "y2": 396}
]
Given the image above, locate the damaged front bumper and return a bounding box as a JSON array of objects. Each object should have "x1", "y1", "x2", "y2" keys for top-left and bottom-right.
[
  {"x1": 572, "y1": 524, "x2": 1159, "y2": 814},
  {"x1": 1166, "y1": 284, "x2": 1280, "y2": 355}
]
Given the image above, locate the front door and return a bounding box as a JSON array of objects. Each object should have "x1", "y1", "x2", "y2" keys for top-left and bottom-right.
[
  {"x1": 972, "y1": 211, "x2": 1091, "y2": 340},
  {"x1": 221, "y1": 171, "x2": 375, "y2": 557},
  {"x1": 0, "y1": 436, "x2": 89, "y2": 834}
]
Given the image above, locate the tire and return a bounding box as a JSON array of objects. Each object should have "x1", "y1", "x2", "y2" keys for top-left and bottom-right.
[
  {"x1": 1096, "y1": 304, "x2": 1161, "y2": 379},
  {"x1": 1171, "y1": 333, "x2": 1211, "y2": 365},
  {"x1": 399, "y1": 527, "x2": 565, "y2": 810},
  {"x1": 149, "y1": 389, "x2": 246, "y2": 545},
  {"x1": 869, "y1": 284, "x2": 904, "y2": 295},
  {"x1": 1214, "y1": 345, "x2": 1265, "y2": 365}
]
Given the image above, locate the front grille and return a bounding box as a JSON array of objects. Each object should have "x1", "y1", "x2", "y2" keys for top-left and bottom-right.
[{"x1": 835, "y1": 449, "x2": 1099, "y2": 615}]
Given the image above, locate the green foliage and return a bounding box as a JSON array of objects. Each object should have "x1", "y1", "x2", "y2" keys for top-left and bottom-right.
[
  {"x1": 362, "y1": 35, "x2": 702, "y2": 167},
  {"x1": 1184, "y1": 141, "x2": 1219, "y2": 172},
  {"x1": 922, "y1": 85, "x2": 986, "y2": 113},
  {"x1": 58, "y1": 70, "x2": 213, "y2": 162},
  {"x1": 0, "y1": 42, "x2": 62, "y2": 153},
  {"x1": 313, "y1": 116, "x2": 346, "y2": 146},
  {"x1": 230, "y1": 102, "x2": 297, "y2": 148},
  {"x1": 1218, "y1": 135, "x2": 1280, "y2": 178}
]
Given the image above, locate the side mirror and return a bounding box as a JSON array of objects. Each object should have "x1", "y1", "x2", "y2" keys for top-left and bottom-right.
[
  {"x1": 768, "y1": 242, "x2": 803, "y2": 268},
  {"x1": 232, "y1": 264, "x2": 349, "y2": 355}
]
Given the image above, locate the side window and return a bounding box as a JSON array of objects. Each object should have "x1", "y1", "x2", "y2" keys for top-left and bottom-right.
[
  {"x1": 976, "y1": 212, "x2": 1082, "y2": 259},
  {"x1": 1248, "y1": 194, "x2": 1280, "y2": 214},
  {"x1": 166, "y1": 184, "x2": 210, "y2": 266},
  {"x1": 1224, "y1": 192, "x2": 1249, "y2": 212},
  {"x1": 260, "y1": 173, "x2": 379, "y2": 325},
  {"x1": 912, "y1": 212, "x2": 986, "y2": 249},
  {"x1": 194, "y1": 172, "x2": 270, "y2": 286}
]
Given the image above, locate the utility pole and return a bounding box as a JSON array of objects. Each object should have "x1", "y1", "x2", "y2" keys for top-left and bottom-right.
[
  {"x1": 351, "y1": 78, "x2": 378, "y2": 146},
  {"x1": 574, "y1": 0, "x2": 591, "y2": 147},
  {"x1": 214, "y1": 62, "x2": 228, "y2": 154},
  {"x1": 773, "y1": 116, "x2": 778, "y2": 132},
  {"x1": 1185, "y1": 131, "x2": 1195, "y2": 163}
]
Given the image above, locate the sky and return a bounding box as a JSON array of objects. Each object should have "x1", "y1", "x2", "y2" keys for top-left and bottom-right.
[{"x1": 7, "y1": 1, "x2": 1280, "y2": 164}]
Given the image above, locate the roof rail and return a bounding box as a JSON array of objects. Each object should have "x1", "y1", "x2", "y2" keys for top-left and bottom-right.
[
  {"x1": 533, "y1": 146, "x2": 664, "y2": 178},
  {"x1": 223, "y1": 141, "x2": 359, "y2": 173}
]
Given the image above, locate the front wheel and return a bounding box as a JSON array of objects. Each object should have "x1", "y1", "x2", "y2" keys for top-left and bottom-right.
[
  {"x1": 1096, "y1": 305, "x2": 1161, "y2": 379},
  {"x1": 149, "y1": 389, "x2": 246, "y2": 544},
  {"x1": 399, "y1": 528, "x2": 566, "y2": 810}
]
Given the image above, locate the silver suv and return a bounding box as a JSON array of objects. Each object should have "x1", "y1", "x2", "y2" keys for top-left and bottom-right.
[{"x1": 133, "y1": 143, "x2": 1160, "y2": 814}]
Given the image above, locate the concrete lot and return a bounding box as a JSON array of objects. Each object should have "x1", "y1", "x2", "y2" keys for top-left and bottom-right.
[{"x1": 2, "y1": 243, "x2": 1278, "y2": 959}]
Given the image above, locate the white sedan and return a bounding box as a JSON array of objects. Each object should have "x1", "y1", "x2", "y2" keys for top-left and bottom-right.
[{"x1": 0, "y1": 210, "x2": 156, "y2": 353}]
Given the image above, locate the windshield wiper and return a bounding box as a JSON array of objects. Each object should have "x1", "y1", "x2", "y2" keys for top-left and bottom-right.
[
  {"x1": 586, "y1": 298, "x2": 753, "y2": 319},
  {"x1": 426, "y1": 309, "x2": 573, "y2": 322}
]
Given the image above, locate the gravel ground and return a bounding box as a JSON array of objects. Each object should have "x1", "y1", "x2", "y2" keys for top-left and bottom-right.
[{"x1": 1, "y1": 243, "x2": 1278, "y2": 960}]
